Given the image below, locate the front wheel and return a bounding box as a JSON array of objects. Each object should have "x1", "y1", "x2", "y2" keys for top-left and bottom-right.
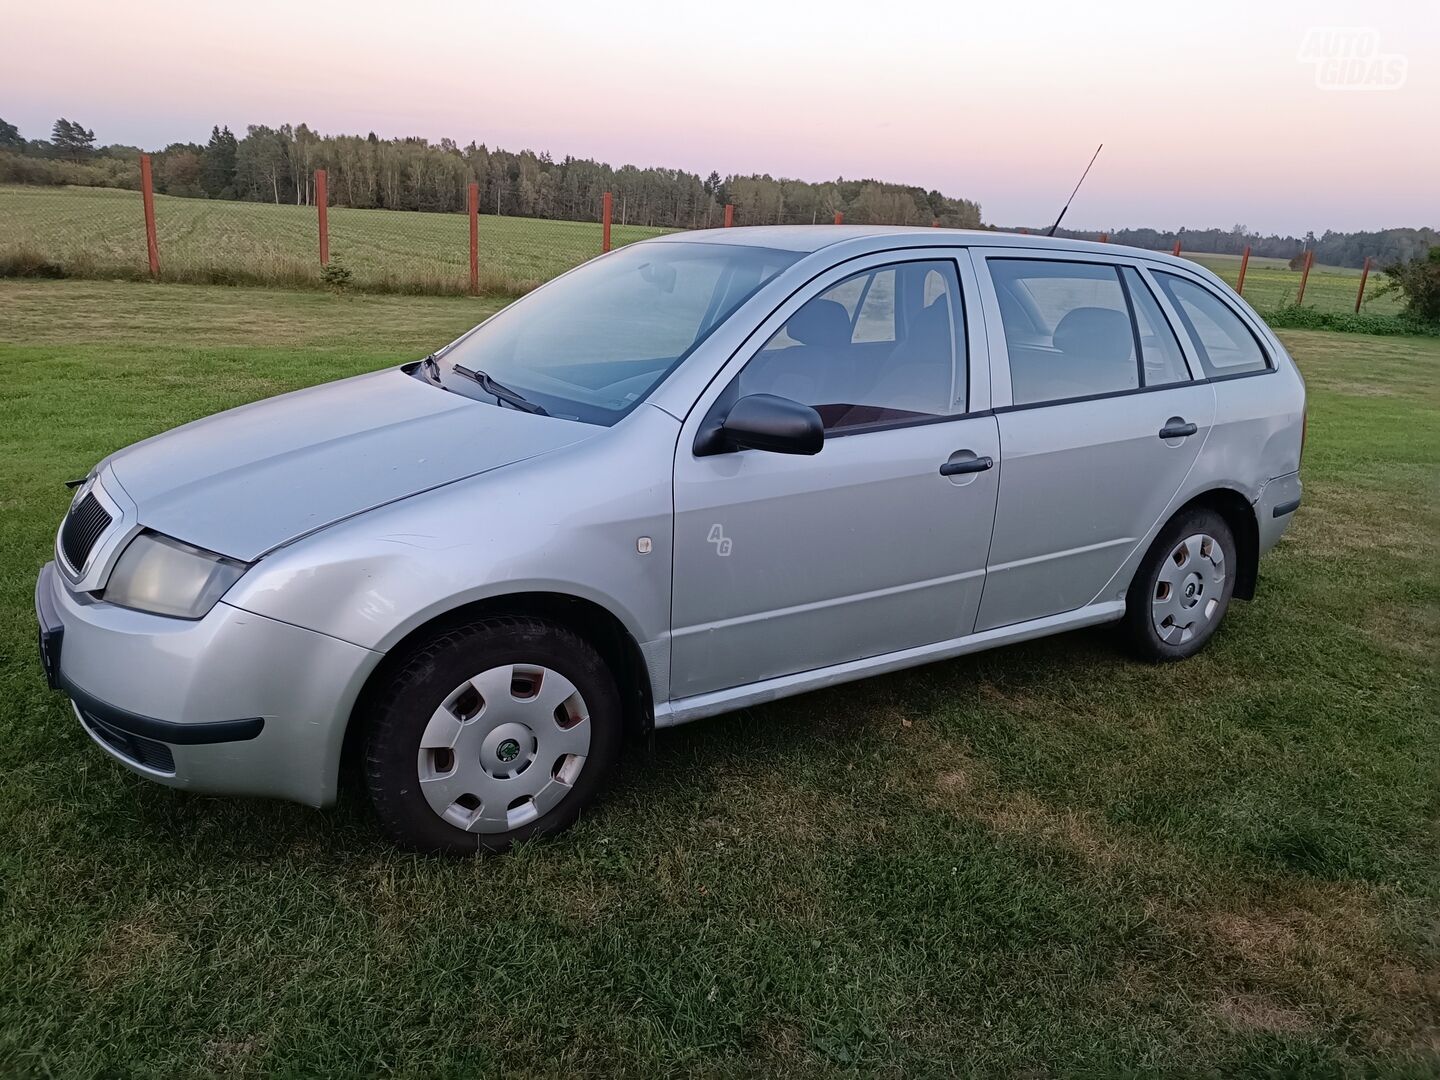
[
  {"x1": 365, "y1": 617, "x2": 622, "y2": 854},
  {"x1": 1122, "y1": 508, "x2": 1236, "y2": 662}
]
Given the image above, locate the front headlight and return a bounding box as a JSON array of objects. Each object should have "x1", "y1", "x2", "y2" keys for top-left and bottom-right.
[{"x1": 103, "y1": 531, "x2": 249, "y2": 619}]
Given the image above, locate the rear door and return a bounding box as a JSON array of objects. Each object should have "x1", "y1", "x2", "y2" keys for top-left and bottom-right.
[
  {"x1": 669, "y1": 251, "x2": 1000, "y2": 699},
  {"x1": 973, "y1": 251, "x2": 1217, "y2": 631}
]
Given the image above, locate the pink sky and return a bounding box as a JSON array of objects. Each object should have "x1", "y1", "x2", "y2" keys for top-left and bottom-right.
[{"x1": 4, "y1": 0, "x2": 1436, "y2": 234}]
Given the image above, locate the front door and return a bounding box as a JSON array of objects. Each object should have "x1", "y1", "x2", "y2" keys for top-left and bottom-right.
[
  {"x1": 973, "y1": 253, "x2": 1217, "y2": 631},
  {"x1": 669, "y1": 255, "x2": 1000, "y2": 699}
]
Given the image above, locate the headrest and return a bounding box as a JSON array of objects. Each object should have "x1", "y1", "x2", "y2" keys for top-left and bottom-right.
[
  {"x1": 786, "y1": 298, "x2": 852, "y2": 347},
  {"x1": 1053, "y1": 307, "x2": 1133, "y2": 363}
]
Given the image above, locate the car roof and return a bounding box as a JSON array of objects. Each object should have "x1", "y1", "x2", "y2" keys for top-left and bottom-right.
[{"x1": 647, "y1": 224, "x2": 1190, "y2": 268}]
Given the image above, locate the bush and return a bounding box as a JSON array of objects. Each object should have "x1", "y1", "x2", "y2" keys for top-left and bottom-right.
[
  {"x1": 1259, "y1": 304, "x2": 1439, "y2": 337},
  {"x1": 0, "y1": 151, "x2": 139, "y2": 189},
  {"x1": 1379, "y1": 246, "x2": 1440, "y2": 324}
]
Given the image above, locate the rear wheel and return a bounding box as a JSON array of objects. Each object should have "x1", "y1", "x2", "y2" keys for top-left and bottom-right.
[
  {"x1": 1123, "y1": 508, "x2": 1236, "y2": 662},
  {"x1": 365, "y1": 617, "x2": 622, "y2": 854}
]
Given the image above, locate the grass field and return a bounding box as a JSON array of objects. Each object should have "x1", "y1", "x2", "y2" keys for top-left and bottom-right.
[
  {"x1": 1, "y1": 280, "x2": 1437, "y2": 1076},
  {"x1": 0, "y1": 184, "x2": 1407, "y2": 316},
  {"x1": 0, "y1": 185, "x2": 671, "y2": 294},
  {"x1": 1178, "y1": 251, "x2": 1400, "y2": 317}
]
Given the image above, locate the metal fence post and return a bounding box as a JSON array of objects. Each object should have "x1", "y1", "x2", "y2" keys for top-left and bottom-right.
[
  {"x1": 602, "y1": 192, "x2": 613, "y2": 252},
  {"x1": 468, "y1": 181, "x2": 479, "y2": 295},
  {"x1": 723, "y1": 204, "x2": 734, "y2": 228},
  {"x1": 833, "y1": 211, "x2": 844, "y2": 225},
  {"x1": 1296, "y1": 249, "x2": 1314, "y2": 305},
  {"x1": 1236, "y1": 245, "x2": 1251, "y2": 296},
  {"x1": 316, "y1": 170, "x2": 329, "y2": 265},
  {"x1": 1355, "y1": 256, "x2": 1372, "y2": 312},
  {"x1": 932, "y1": 219, "x2": 940, "y2": 228},
  {"x1": 1172, "y1": 239, "x2": 1182, "y2": 257},
  {"x1": 1098, "y1": 232, "x2": 1108, "y2": 243},
  {"x1": 139, "y1": 153, "x2": 160, "y2": 278}
]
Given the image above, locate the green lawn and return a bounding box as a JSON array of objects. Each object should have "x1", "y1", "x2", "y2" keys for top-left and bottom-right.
[
  {"x1": 0, "y1": 185, "x2": 671, "y2": 293},
  {"x1": 1, "y1": 281, "x2": 1436, "y2": 1076}
]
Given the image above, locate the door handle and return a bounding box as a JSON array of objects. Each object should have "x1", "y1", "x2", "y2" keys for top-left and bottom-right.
[
  {"x1": 1158, "y1": 418, "x2": 1198, "y2": 439},
  {"x1": 939, "y1": 453, "x2": 994, "y2": 476}
]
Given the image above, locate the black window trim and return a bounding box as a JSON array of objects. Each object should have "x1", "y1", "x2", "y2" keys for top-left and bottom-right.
[{"x1": 713, "y1": 255, "x2": 975, "y2": 445}]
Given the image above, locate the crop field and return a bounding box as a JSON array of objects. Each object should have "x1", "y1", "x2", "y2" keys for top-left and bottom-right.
[
  {"x1": 1, "y1": 280, "x2": 1436, "y2": 1075},
  {"x1": 0, "y1": 185, "x2": 1407, "y2": 315},
  {"x1": 0, "y1": 185, "x2": 670, "y2": 294}
]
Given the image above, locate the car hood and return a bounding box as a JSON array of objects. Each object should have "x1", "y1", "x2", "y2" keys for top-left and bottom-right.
[{"x1": 105, "y1": 368, "x2": 596, "y2": 562}]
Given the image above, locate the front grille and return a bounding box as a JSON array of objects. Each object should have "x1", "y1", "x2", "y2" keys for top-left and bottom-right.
[
  {"x1": 60, "y1": 492, "x2": 113, "y2": 572},
  {"x1": 79, "y1": 710, "x2": 176, "y2": 775}
]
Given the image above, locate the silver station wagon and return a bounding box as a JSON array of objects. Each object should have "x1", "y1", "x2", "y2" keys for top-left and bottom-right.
[{"x1": 35, "y1": 227, "x2": 1305, "y2": 853}]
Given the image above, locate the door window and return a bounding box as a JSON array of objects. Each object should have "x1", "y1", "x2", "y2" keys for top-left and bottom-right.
[
  {"x1": 736, "y1": 260, "x2": 965, "y2": 432},
  {"x1": 990, "y1": 260, "x2": 1138, "y2": 406},
  {"x1": 1121, "y1": 267, "x2": 1191, "y2": 386},
  {"x1": 1151, "y1": 272, "x2": 1270, "y2": 377}
]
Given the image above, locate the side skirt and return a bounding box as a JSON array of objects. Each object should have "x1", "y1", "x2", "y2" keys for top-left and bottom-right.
[{"x1": 653, "y1": 600, "x2": 1126, "y2": 728}]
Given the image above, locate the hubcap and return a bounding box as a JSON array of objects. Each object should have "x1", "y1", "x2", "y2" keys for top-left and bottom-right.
[
  {"x1": 1152, "y1": 532, "x2": 1227, "y2": 645},
  {"x1": 416, "y1": 664, "x2": 591, "y2": 834}
]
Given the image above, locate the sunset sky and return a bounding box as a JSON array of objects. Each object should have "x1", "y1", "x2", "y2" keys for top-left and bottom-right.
[{"x1": 4, "y1": 0, "x2": 1435, "y2": 234}]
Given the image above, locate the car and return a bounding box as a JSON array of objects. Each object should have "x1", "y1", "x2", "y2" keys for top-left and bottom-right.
[{"x1": 34, "y1": 226, "x2": 1305, "y2": 853}]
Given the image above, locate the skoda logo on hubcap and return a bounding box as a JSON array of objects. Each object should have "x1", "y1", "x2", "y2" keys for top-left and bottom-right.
[{"x1": 496, "y1": 738, "x2": 521, "y2": 763}]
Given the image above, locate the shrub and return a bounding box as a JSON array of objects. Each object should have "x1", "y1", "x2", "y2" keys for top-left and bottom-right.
[
  {"x1": 1260, "y1": 304, "x2": 1439, "y2": 337},
  {"x1": 1379, "y1": 246, "x2": 1440, "y2": 324}
]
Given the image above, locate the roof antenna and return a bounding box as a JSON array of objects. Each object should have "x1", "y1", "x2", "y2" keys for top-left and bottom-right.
[{"x1": 1045, "y1": 143, "x2": 1103, "y2": 237}]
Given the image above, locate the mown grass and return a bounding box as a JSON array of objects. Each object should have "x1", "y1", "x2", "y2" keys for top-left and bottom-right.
[
  {"x1": 0, "y1": 280, "x2": 1436, "y2": 1076},
  {"x1": 0, "y1": 185, "x2": 671, "y2": 295}
]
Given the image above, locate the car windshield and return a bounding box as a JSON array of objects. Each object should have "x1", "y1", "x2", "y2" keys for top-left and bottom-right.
[{"x1": 438, "y1": 241, "x2": 801, "y2": 425}]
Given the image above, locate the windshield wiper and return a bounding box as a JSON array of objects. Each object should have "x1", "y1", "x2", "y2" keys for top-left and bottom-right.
[{"x1": 451, "y1": 363, "x2": 549, "y2": 416}]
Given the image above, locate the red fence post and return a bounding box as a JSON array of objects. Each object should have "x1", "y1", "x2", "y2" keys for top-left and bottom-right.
[
  {"x1": 1236, "y1": 245, "x2": 1251, "y2": 296},
  {"x1": 1098, "y1": 232, "x2": 1108, "y2": 243},
  {"x1": 1172, "y1": 239, "x2": 1182, "y2": 257},
  {"x1": 1296, "y1": 249, "x2": 1314, "y2": 305},
  {"x1": 467, "y1": 181, "x2": 479, "y2": 295},
  {"x1": 932, "y1": 218, "x2": 940, "y2": 228},
  {"x1": 1355, "y1": 255, "x2": 1371, "y2": 312},
  {"x1": 139, "y1": 153, "x2": 159, "y2": 278},
  {"x1": 833, "y1": 211, "x2": 844, "y2": 225},
  {"x1": 1018, "y1": 227, "x2": 1028, "y2": 235},
  {"x1": 601, "y1": 192, "x2": 613, "y2": 252},
  {"x1": 723, "y1": 204, "x2": 734, "y2": 228},
  {"x1": 316, "y1": 169, "x2": 329, "y2": 265}
]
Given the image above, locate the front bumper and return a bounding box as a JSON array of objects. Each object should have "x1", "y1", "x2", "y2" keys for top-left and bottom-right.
[{"x1": 35, "y1": 561, "x2": 380, "y2": 807}]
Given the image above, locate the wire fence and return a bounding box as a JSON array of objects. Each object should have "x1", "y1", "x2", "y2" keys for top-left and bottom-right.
[{"x1": 0, "y1": 158, "x2": 1399, "y2": 314}]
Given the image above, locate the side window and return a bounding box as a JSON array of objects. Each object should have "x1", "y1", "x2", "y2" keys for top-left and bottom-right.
[
  {"x1": 737, "y1": 260, "x2": 965, "y2": 432},
  {"x1": 1152, "y1": 272, "x2": 1269, "y2": 377},
  {"x1": 1121, "y1": 267, "x2": 1191, "y2": 386},
  {"x1": 989, "y1": 260, "x2": 1137, "y2": 406}
]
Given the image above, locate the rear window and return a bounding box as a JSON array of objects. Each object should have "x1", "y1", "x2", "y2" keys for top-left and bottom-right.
[{"x1": 1151, "y1": 272, "x2": 1269, "y2": 378}]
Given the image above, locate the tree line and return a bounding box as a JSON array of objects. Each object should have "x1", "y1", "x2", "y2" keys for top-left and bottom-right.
[
  {"x1": 2, "y1": 116, "x2": 1433, "y2": 267},
  {"x1": 0, "y1": 117, "x2": 981, "y2": 231},
  {"x1": 1043, "y1": 223, "x2": 1438, "y2": 273}
]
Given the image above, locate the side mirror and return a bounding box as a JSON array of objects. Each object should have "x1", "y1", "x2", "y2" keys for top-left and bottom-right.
[{"x1": 704, "y1": 393, "x2": 824, "y2": 456}]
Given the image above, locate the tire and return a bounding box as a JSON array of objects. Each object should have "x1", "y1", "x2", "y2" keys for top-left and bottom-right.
[
  {"x1": 1122, "y1": 507, "x2": 1237, "y2": 662},
  {"x1": 365, "y1": 616, "x2": 622, "y2": 854}
]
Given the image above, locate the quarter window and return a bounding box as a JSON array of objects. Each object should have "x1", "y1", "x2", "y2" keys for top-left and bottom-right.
[
  {"x1": 989, "y1": 260, "x2": 1139, "y2": 406},
  {"x1": 737, "y1": 260, "x2": 965, "y2": 432},
  {"x1": 1152, "y1": 272, "x2": 1269, "y2": 377}
]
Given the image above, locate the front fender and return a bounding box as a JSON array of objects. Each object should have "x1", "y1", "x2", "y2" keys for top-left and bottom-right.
[{"x1": 224, "y1": 407, "x2": 679, "y2": 657}]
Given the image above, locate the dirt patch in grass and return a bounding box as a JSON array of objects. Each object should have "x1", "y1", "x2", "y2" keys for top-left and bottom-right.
[
  {"x1": 1214, "y1": 992, "x2": 1314, "y2": 1034},
  {"x1": 84, "y1": 912, "x2": 180, "y2": 990}
]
